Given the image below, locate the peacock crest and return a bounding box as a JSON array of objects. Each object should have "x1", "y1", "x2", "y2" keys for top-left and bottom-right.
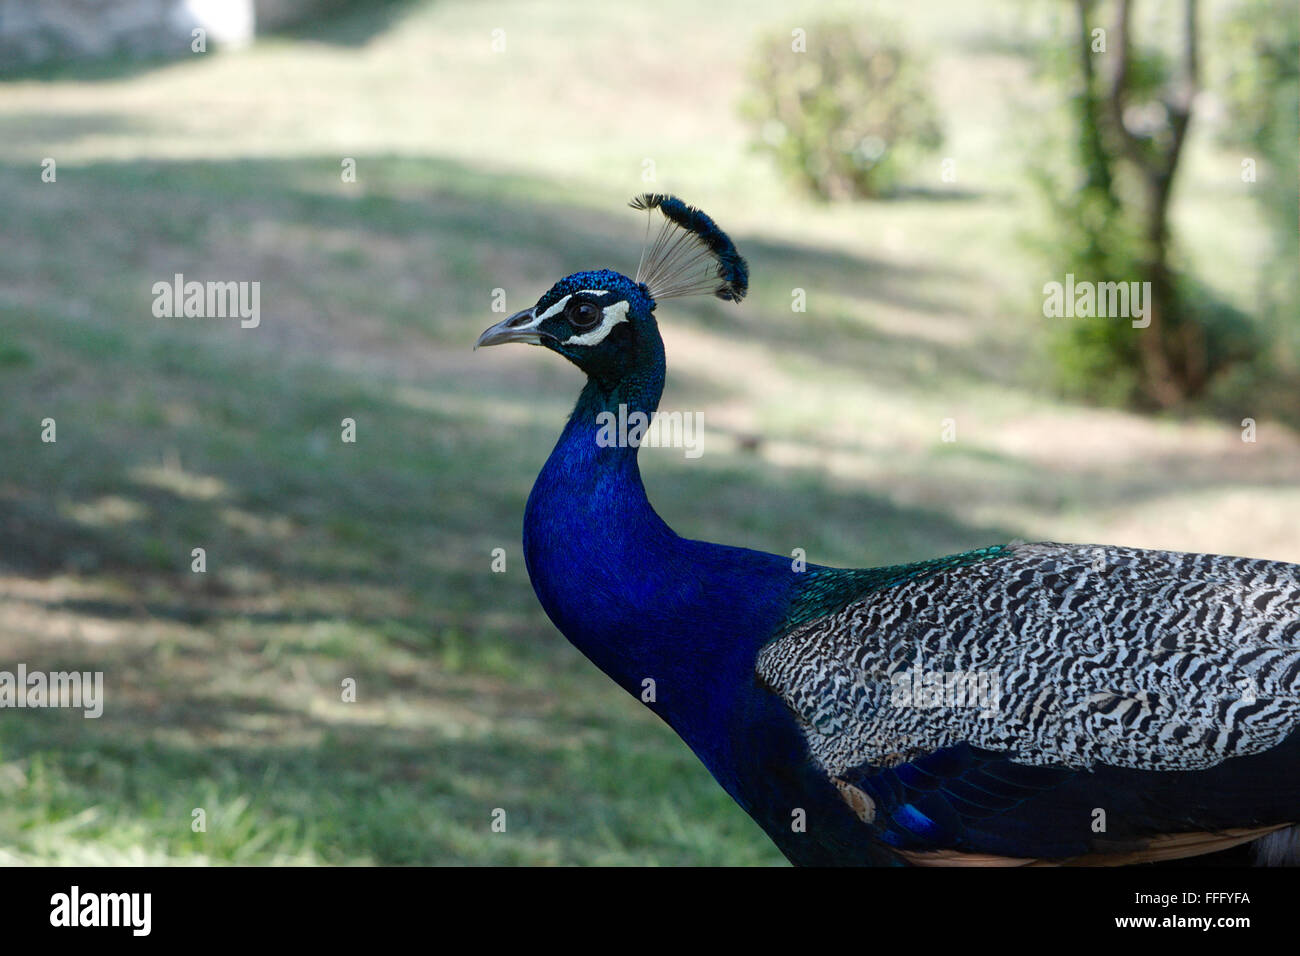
[{"x1": 630, "y1": 194, "x2": 748, "y2": 303}]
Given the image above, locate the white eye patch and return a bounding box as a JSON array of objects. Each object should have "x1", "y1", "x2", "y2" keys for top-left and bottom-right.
[
  {"x1": 535, "y1": 294, "x2": 573, "y2": 322},
  {"x1": 536, "y1": 290, "x2": 607, "y2": 323},
  {"x1": 562, "y1": 300, "x2": 630, "y2": 346}
]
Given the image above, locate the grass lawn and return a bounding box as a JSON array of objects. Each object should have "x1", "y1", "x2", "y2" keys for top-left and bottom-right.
[{"x1": 0, "y1": 0, "x2": 1295, "y2": 864}]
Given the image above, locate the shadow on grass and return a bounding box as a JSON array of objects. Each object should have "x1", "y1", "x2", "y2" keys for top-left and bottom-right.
[
  {"x1": 0, "y1": 150, "x2": 1290, "y2": 863},
  {"x1": 0, "y1": 112, "x2": 152, "y2": 148},
  {"x1": 265, "y1": 0, "x2": 426, "y2": 47},
  {"x1": 0, "y1": 0, "x2": 424, "y2": 84},
  {"x1": 0, "y1": 52, "x2": 180, "y2": 85}
]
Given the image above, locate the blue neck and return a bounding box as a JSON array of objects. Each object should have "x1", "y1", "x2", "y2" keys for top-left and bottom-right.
[
  {"x1": 522, "y1": 362, "x2": 792, "y2": 742},
  {"x1": 523, "y1": 367, "x2": 686, "y2": 693},
  {"x1": 520, "y1": 362, "x2": 905, "y2": 862}
]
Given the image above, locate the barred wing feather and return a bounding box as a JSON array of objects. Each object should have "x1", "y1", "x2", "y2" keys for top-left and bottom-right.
[{"x1": 758, "y1": 543, "x2": 1300, "y2": 778}]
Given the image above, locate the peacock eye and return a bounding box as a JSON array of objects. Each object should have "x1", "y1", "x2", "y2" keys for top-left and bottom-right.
[{"x1": 567, "y1": 300, "x2": 602, "y2": 330}]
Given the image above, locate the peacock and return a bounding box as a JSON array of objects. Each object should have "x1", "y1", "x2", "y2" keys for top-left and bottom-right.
[{"x1": 475, "y1": 194, "x2": 1300, "y2": 866}]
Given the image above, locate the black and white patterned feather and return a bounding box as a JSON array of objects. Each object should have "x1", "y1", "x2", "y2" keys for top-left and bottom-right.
[{"x1": 759, "y1": 543, "x2": 1300, "y2": 777}]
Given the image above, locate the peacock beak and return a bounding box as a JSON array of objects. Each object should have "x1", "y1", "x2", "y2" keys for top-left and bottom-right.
[{"x1": 474, "y1": 308, "x2": 552, "y2": 349}]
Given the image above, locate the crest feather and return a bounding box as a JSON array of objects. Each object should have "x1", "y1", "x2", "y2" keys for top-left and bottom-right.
[{"x1": 630, "y1": 194, "x2": 748, "y2": 303}]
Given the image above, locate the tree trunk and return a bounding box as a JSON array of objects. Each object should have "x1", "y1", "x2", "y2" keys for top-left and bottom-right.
[{"x1": 1092, "y1": 0, "x2": 1204, "y2": 407}]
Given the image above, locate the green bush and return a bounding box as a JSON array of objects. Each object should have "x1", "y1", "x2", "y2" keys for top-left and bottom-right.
[{"x1": 740, "y1": 20, "x2": 943, "y2": 200}]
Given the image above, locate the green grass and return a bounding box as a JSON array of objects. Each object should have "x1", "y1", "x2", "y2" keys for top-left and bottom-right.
[{"x1": 0, "y1": 0, "x2": 1296, "y2": 865}]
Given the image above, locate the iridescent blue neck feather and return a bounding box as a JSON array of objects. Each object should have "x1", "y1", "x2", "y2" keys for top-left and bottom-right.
[{"x1": 520, "y1": 337, "x2": 901, "y2": 862}]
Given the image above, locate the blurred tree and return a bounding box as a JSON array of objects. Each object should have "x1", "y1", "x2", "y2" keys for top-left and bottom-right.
[
  {"x1": 1037, "y1": 0, "x2": 1259, "y2": 409},
  {"x1": 740, "y1": 19, "x2": 943, "y2": 200},
  {"x1": 1216, "y1": 0, "x2": 1299, "y2": 412}
]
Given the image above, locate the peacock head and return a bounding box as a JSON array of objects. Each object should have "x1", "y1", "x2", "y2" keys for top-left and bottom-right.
[{"x1": 475, "y1": 195, "x2": 747, "y2": 387}]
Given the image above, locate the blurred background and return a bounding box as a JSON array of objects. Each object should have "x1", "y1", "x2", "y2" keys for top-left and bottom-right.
[{"x1": 0, "y1": 0, "x2": 1295, "y2": 864}]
